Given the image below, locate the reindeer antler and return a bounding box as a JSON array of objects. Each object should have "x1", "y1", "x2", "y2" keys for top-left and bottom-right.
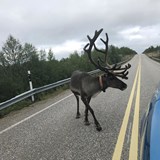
[
  {"x1": 112, "y1": 64, "x2": 131, "y2": 79},
  {"x1": 84, "y1": 28, "x2": 110, "y2": 72},
  {"x1": 83, "y1": 28, "x2": 131, "y2": 79}
]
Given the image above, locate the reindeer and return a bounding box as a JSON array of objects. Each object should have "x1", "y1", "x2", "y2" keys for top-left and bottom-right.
[{"x1": 70, "y1": 29, "x2": 131, "y2": 131}]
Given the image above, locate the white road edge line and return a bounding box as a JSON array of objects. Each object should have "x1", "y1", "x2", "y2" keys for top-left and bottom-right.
[{"x1": 0, "y1": 94, "x2": 73, "y2": 135}]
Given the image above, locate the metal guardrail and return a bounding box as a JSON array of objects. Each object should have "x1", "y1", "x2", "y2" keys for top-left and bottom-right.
[
  {"x1": 0, "y1": 58, "x2": 131, "y2": 111},
  {"x1": 0, "y1": 69, "x2": 100, "y2": 111},
  {"x1": 151, "y1": 57, "x2": 160, "y2": 62},
  {"x1": 146, "y1": 54, "x2": 160, "y2": 63}
]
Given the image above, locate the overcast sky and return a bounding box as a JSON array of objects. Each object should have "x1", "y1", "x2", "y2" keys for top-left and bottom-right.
[{"x1": 0, "y1": 0, "x2": 160, "y2": 59}]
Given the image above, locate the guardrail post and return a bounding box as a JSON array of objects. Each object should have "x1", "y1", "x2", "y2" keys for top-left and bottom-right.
[{"x1": 28, "y1": 70, "x2": 35, "y2": 102}]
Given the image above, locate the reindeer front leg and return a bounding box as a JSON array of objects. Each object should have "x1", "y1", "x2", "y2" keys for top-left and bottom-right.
[
  {"x1": 84, "y1": 96, "x2": 91, "y2": 125},
  {"x1": 84, "y1": 107, "x2": 90, "y2": 125},
  {"x1": 81, "y1": 96, "x2": 102, "y2": 131}
]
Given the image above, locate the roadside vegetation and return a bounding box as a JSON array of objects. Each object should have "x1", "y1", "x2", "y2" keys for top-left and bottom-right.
[
  {"x1": 0, "y1": 35, "x2": 137, "y2": 116},
  {"x1": 143, "y1": 45, "x2": 160, "y2": 62}
]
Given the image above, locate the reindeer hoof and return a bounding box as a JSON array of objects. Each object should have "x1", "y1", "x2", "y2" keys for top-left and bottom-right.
[
  {"x1": 96, "y1": 125, "x2": 102, "y2": 131},
  {"x1": 76, "y1": 114, "x2": 81, "y2": 119},
  {"x1": 84, "y1": 121, "x2": 90, "y2": 126}
]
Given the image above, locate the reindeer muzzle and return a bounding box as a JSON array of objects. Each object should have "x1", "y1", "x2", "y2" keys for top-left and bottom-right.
[{"x1": 121, "y1": 83, "x2": 127, "y2": 91}]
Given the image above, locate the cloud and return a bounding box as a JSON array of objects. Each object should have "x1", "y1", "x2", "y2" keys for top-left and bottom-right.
[
  {"x1": 38, "y1": 40, "x2": 86, "y2": 60},
  {"x1": 117, "y1": 25, "x2": 160, "y2": 53},
  {"x1": 0, "y1": 0, "x2": 160, "y2": 58},
  {"x1": 119, "y1": 26, "x2": 144, "y2": 41}
]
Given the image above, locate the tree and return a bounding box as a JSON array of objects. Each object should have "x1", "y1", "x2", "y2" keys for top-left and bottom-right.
[
  {"x1": 108, "y1": 45, "x2": 121, "y2": 64},
  {"x1": 0, "y1": 51, "x2": 7, "y2": 66},
  {"x1": 47, "y1": 48, "x2": 55, "y2": 61},
  {"x1": 1, "y1": 35, "x2": 24, "y2": 66},
  {"x1": 143, "y1": 45, "x2": 160, "y2": 54},
  {"x1": 39, "y1": 49, "x2": 46, "y2": 61},
  {"x1": 23, "y1": 43, "x2": 38, "y2": 62}
]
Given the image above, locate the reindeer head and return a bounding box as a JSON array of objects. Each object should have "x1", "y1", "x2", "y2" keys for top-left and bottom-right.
[{"x1": 83, "y1": 28, "x2": 131, "y2": 91}]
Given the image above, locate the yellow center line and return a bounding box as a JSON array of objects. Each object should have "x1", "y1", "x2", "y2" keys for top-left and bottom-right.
[
  {"x1": 129, "y1": 60, "x2": 141, "y2": 160},
  {"x1": 112, "y1": 63, "x2": 140, "y2": 160}
]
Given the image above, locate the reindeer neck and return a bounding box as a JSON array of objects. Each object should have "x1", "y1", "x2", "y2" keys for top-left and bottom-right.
[{"x1": 98, "y1": 75, "x2": 108, "y2": 92}]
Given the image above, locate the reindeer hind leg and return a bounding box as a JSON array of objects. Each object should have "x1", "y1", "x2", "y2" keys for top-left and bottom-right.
[{"x1": 72, "y1": 92, "x2": 81, "y2": 119}]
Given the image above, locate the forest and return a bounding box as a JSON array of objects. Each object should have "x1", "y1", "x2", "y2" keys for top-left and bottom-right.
[
  {"x1": 0, "y1": 35, "x2": 137, "y2": 103},
  {"x1": 143, "y1": 45, "x2": 160, "y2": 60},
  {"x1": 143, "y1": 45, "x2": 160, "y2": 54}
]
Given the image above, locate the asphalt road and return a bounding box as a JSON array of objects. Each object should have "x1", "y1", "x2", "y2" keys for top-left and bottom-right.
[{"x1": 0, "y1": 54, "x2": 160, "y2": 160}]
